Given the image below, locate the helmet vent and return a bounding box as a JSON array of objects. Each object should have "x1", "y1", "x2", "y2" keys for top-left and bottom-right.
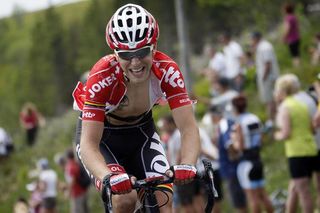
[
  {"x1": 137, "y1": 16, "x2": 142, "y2": 25},
  {"x1": 118, "y1": 20, "x2": 123, "y2": 27},
  {"x1": 127, "y1": 18, "x2": 133, "y2": 28},
  {"x1": 120, "y1": 32, "x2": 127, "y2": 42},
  {"x1": 126, "y1": 11, "x2": 132, "y2": 15},
  {"x1": 150, "y1": 28, "x2": 154, "y2": 38},
  {"x1": 141, "y1": 28, "x2": 147, "y2": 40}
]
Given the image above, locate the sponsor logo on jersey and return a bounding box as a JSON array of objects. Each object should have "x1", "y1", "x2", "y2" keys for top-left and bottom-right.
[
  {"x1": 179, "y1": 98, "x2": 190, "y2": 103},
  {"x1": 164, "y1": 66, "x2": 184, "y2": 88},
  {"x1": 83, "y1": 112, "x2": 96, "y2": 119},
  {"x1": 88, "y1": 73, "x2": 117, "y2": 98}
]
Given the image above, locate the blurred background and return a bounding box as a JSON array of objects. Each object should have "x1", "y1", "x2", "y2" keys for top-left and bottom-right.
[{"x1": 0, "y1": 0, "x2": 319, "y2": 212}]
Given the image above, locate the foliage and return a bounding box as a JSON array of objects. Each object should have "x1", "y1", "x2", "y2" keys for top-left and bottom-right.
[
  {"x1": 0, "y1": 0, "x2": 320, "y2": 212},
  {"x1": 0, "y1": 110, "x2": 78, "y2": 212}
]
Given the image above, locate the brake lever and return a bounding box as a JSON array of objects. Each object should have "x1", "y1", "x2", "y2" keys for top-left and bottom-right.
[{"x1": 202, "y1": 159, "x2": 218, "y2": 197}]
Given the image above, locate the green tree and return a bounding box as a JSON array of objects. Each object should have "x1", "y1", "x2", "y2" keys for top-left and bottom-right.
[
  {"x1": 75, "y1": 0, "x2": 115, "y2": 73},
  {"x1": 26, "y1": 7, "x2": 68, "y2": 115}
]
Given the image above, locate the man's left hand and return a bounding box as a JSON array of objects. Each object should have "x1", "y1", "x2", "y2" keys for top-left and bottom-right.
[{"x1": 167, "y1": 164, "x2": 197, "y2": 185}]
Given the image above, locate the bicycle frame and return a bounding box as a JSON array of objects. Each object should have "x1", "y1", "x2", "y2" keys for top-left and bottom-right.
[{"x1": 102, "y1": 159, "x2": 217, "y2": 213}]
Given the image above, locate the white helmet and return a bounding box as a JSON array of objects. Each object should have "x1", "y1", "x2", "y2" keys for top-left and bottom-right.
[{"x1": 106, "y1": 4, "x2": 159, "y2": 50}]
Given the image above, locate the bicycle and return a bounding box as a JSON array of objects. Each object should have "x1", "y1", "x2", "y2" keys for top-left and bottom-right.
[{"x1": 102, "y1": 159, "x2": 218, "y2": 213}]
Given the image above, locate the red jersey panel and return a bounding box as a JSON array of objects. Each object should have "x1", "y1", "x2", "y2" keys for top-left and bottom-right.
[{"x1": 72, "y1": 51, "x2": 192, "y2": 122}]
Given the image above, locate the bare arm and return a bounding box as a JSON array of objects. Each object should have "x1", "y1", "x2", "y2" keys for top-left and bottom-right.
[
  {"x1": 232, "y1": 124, "x2": 245, "y2": 151},
  {"x1": 283, "y1": 20, "x2": 289, "y2": 41},
  {"x1": 80, "y1": 120, "x2": 111, "y2": 181},
  {"x1": 274, "y1": 104, "x2": 291, "y2": 140},
  {"x1": 172, "y1": 105, "x2": 200, "y2": 165},
  {"x1": 313, "y1": 82, "x2": 320, "y2": 128},
  {"x1": 263, "y1": 61, "x2": 271, "y2": 81}
]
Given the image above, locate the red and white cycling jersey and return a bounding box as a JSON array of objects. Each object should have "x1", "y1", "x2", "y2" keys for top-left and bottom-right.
[{"x1": 72, "y1": 51, "x2": 193, "y2": 122}]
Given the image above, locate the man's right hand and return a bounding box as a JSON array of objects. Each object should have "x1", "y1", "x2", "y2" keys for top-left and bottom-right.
[
  {"x1": 108, "y1": 173, "x2": 132, "y2": 194},
  {"x1": 103, "y1": 164, "x2": 133, "y2": 194}
]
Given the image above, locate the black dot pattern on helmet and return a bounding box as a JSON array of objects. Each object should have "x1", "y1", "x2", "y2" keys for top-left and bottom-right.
[
  {"x1": 127, "y1": 18, "x2": 132, "y2": 28},
  {"x1": 137, "y1": 16, "x2": 142, "y2": 25},
  {"x1": 117, "y1": 20, "x2": 123, "y2": 27},
  {"x1": 110, "y1": 4, "x2": 156, "y2": 48}
]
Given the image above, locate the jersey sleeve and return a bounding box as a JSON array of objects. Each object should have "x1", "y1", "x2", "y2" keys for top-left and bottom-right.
[
  {"x1": 160, "y1": 62, "x2": 193, "y2": 109},
  {"x1": 78, "y1": 56, "x2": 118, "y2": 122}
]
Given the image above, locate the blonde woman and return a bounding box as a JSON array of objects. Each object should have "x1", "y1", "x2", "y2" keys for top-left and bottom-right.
[{"x1": 274, "y1": 74, "x2": 318, "y2": 213}]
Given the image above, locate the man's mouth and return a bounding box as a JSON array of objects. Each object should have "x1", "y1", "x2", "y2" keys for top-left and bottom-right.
[
  {"x1": 129, "y1": 67, "x2": 144, "y2": 73},
  {"x1": 129, "y1": 67, "x2": 145, "y2": 77}
]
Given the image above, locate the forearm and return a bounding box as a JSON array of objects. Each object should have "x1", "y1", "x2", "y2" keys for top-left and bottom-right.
[
  {"x1": 80, "y1": 121, "x2": 110, "y2": 181},
  {"x1": 179, "y1": 127, "x2": 200, "y2": 165},
  {"x1": 80, "y1": 142, "x2": 110, "y2": 181},
  {"x1": 263, "y1": 62, "x2": 271, "y2": 79},
  {"x1": 172, "y1": 105, "x2": 201, "y2": 166}
]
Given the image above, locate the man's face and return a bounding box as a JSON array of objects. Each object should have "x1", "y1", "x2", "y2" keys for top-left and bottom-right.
[
  {"x1": 251, "y1": 37, "x2": 259, "y2": 49},
  {"x1": 115, "y1": 45, "x2": 154, "y2": 84},
  {"x1": 210, "y1": 113, "x2": 221, "y2": 124}
]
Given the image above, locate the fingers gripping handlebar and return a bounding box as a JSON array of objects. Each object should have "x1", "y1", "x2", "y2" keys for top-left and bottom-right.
[{"x1": 102, "y1": 160, "x2": 218, "y2": 213}]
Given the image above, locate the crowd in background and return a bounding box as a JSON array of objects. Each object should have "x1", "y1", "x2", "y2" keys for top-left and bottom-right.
[
  {"x1": 9, "y1": 2, "x2": 320, "y2": 213},
  {"x1": 14, "y1": 148, "x2": 91, "y2": 213},
  {"x1": 154, "y1": 3, "x2": 320, "y2": 213}
]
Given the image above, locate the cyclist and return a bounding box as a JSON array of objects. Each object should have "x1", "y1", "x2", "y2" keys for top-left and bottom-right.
[{"x1": 72, "y1": 3, "x2": 200, "y2": 213}]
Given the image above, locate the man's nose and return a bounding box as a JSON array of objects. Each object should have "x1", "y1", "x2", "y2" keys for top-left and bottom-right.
[{"x1": 130, "y1": 57, "x2": 141, "y2": 65}]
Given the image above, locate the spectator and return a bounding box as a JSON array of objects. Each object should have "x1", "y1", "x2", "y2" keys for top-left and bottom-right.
[
  {"x1": 199, "y1": 77, "x2": 239, "y2": 125},
  {"x1": 156, "y1": 116, "x2": 174, "y2": 160},
  {"x1": 230, "y1": 95, "x2": 273, "y2": 213},
  {"x1": 26, "y1": 181, "x2": 43, "y2": 213},
  {"x1": 274, "y1": 74, "x2": 318, "y2": 213},
  {"x1": 311, "y1": 76, "x2": 320, "y2": 209},
  {"x1": 207, "y1": 105, "x2": 248, "y2": 213},
  {"x1": 289, "y1": 76, "x2": 320, "y2": 211},
  {"x1": 219, "y1": 31, "x2": 245, "y2": 91},
  {"x1": 282, "y1": 2, "x2": 301, "y2": 67},
  {"x1": 13, "y1": 197, "x2": 29, "y2": 213},
  {"x1": 251, "y1": 31, "x2": 280, "y2": 122},
  {"x1": 309, "y1": 33, "x2": 320, "y2": 65},
  {"x1": 313, "y1": 76, "x2": 320, "y2": 128},
  {"x1": 20, "y1": 102, "x2": 44, "y2": 146},
  {"x1": 65, "y1": 148, "x2": 90, "y2": 213},
  {"x1": 158, "y1": 115, "x2": 199, "y2": 213},
  {"x1": 159, "y1": 114, "x2": 221, "y2": 213},
  {"x1": 0, "y1": 127, "x2": 13, "y2": 159},
  {"x1": 37, "y1": 158, "x2": 58, "y2": 213},
  {"x1": 202, "y1": 44, "x2": 226, "y2": 96}
]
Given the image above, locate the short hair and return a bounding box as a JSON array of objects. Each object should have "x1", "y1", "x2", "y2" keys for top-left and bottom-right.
[
  {"x1": 221, "y1": 31, "x2": 231, "y2": 40},
  {"x1": 274, "y1": 74, "x2": 300, "y2": 96},
  {"x1": 208, "y1": 105, "x2": 224, "y2": 115},
  {"x1": 232, "y1": 95, "x2": 247, "y2": 114},
  {"x1": 65, "y1": 148, "x2": 75, "y2": 159},
  {"x1": 217, "y1": 77, "x2": 230, "y2": 88},
  {"x1": 251, "y1": 31, "x2": 262, "y2": 40},
  {"x1": 284, "y1": 3, "x2": 295, "y2": 14},
  {"x1": 37, "y1": 158, "x2": 49, "y2": 170}
]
